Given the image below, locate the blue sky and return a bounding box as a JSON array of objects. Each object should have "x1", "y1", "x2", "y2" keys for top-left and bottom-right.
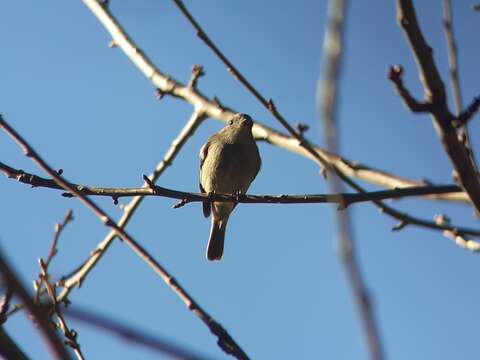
[{"x1": 1, "y1": 1, "x2": 480, "y2": 359}]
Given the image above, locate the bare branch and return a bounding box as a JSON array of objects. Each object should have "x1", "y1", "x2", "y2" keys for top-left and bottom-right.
[
  {"x1": 4, "y1": 159, "x2": 477, "y2": 239},
  {"x1": 188, "y1": 64, "x2": 205, "y2": 89},
  {"x1": 319, "y1": 1, "x2": 384, "y2": 359},
  {"x1": 33, "y1": 211, "x2": 84, "y2": 360},
  {"x1": 443, "y1": 230, "x2": 480, "y2": 252},
  {"x1": 64, "y1": 306, "x2": 211, "y2": 360},
  {"x1": 388, "y1": 65, "x2": 433, "y2": 113},
  {"x1": 0, "y1": 324, "x2": 30, "y2": 360},
  {"x1": 38, "y1": 261, "x2": 85, "y2": 360},
  {"x1": 456, "y1": 96, "x2": 480, "y2": 126},
  {"x1": 395, "y1": 0, "x2": 480, "y2": 213},
  {"x1": 442, "y1": 0, "x2": 479, "y2": 181},
  {"x1": 0, "y1": 159, "x2": 467, "y2": 204},
  {"x1": 44, "y1": 210, "x2": 74, "y2": 269},
  {"x1": 0, "y1": 248, "x2": 72, "y2": 360},
  {"x1": 0, "y1": 115, "x2": 248, "y2": 360},
  {"x1": 1, "y1": 160, "x2": 467, "y2": 205},
  {"x1": 442, "y1": 0, "x2": 463, "y2": 114}
]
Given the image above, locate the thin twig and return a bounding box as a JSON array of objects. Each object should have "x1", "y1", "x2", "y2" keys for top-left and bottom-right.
[
  {"x1": 39, "y1": 262, "x2": 85, "y2": 360},
  {"x1": 0, "y1": 248, "x2": 72, "y2": 360},
  {"x1": 456, "y1": 96, "x2": 480, "y2": 126},
  {"x1": 64, "y1": 306, "x2": 211, "y2": 360},
  {"x1": 388, "y1": 65, "x2": 433, "y2": 112},
  {"x1": 442, "y1": 0, "x2": 478, "y2": 177},
  {"x1": 319, "y1": 1, "x2": 384, "y2": 359},
  {"x1": 33, "y1": 211, "x2": 84, "y2": 360},
  {"x1": 45, "y1": 210, "x2": 74, "y2": 269},
  {"x1": 0, "y1": 115, "x2": 249, "y2": 360}
]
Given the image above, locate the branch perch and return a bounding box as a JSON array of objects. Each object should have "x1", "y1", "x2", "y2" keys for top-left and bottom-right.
[{"x1": 0, "y1": 160, "x2": 466, "y2": 205}]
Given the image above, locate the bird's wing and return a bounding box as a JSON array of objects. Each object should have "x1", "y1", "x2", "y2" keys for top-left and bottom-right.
[{"x1": 199, "y1": 142, "x2": 211, "y2": 217}]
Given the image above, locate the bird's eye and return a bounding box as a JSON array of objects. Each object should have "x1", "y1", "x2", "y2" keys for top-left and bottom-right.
[{"x1": 229, "y1": 119, "x2": 234, "y2": 125}]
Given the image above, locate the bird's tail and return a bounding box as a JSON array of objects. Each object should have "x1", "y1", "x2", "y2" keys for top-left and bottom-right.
[{"x1": 206, "y1": 219, "x2": 227, "y2": 261}]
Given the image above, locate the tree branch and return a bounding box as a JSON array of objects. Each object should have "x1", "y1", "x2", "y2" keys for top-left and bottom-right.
[
  {"x1": 33, "y1": 210, "x2": 84, "y2": 360},
  {"x1": 64, "y1": 306, "x2": 211, "y2": 360},
  {"x1": 4, "y1": 156, "x2": 478, "y2": 238},
  {"x1": 0, "y1": 115, "x2": 249, "y2": 360},
  {"x1": 320, "y1": 1, "x2": 384, "y2": 359},
  {"x1": 0, "y1": 248, "x2": 72, "y2": 360},
  {"x1": 0, "y1": 160, "x2": 466, "y2": 205},
  {"x1": 395, "y1": 0, "x2": 480, "y2": 213},
  {"x1": 442, "y1": 0, "x2": 479, "y2": 184},
  {"x1": 388, "y1": 65, "x2": 433, "y2": 113}
]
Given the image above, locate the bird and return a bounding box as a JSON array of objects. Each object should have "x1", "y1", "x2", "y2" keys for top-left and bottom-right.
[{"x1": 199, "y1": 113, "x2": 261, "y2": 261}]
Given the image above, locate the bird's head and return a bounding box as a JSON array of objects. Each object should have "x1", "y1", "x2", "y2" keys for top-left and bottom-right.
[{"x1": 229, "y1": 113, "x2": 254, "y2": 129}]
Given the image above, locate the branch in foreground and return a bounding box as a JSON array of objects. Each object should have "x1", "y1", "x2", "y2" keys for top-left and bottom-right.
[
  {"x1": 320, "y1": 0, "x2": 384, "y2": 359},
  {"x1": 395, "y1": 0, "x2": 480, "y2": 213},
  {"x1": 0, "y1": 327, "x2": 30, "y2": 360},
  {"x1": 0, "y1": 248, "x2": 72, "y2": 360},
  {"x1": 79, "y1": 0, "x2": 471, "y2": 204},
  {"x1": 0, "y1": 115, "x2": 249, "y2": 360},
  {"x1": 65, "y1": 307, "x2": 210, "y2": 360}
]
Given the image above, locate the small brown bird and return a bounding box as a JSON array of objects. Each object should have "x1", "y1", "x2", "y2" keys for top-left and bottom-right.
[{"x1": 199, "y1": 113, "x2": 261, "y2": 261}]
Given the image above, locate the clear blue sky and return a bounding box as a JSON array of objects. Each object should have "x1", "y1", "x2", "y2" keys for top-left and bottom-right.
[{"x1": 1, "y1": 1, "x2": 480, "y2": 359}]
